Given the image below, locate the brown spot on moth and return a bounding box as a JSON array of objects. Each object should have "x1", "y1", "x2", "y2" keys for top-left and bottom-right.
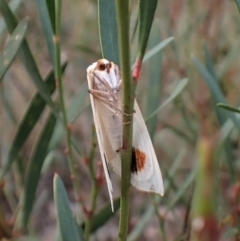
[
  {"x1": 131, "y1": 147, "x2": 146, "y2": 173},
  {"x1": 96, "y1": 60, "x2": 112, "y2": 73}
]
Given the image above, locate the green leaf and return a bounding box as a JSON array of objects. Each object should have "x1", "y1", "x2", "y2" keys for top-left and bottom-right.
[
  {"x1": 160, "y1": 121, "x2": 194, "y2": 143},
  {"x1": 145, "y1": 78, "x2": 188, "y2": 122},
  {"x1": 0, "y1": 64, "x2": 67, "y2": 177},
  {"x1": 0, "y1": 76, "x2": 18, "y2": 124},
  {"x1": 81, "y1": 198, "x2": 120, "y2": 233},
  {"x1": 0, "y1": 0, "x2": 22, "y2": 36},
  {"x1": 203, "y1": 44, "x2": 217, "y2": 80},
  {"x1": 137, "y1": 0, "x2": 158, "y2": 60},
  {"x1": 224, "y1": 136, "x2": 236, "y2": 182},
  {"x1": 45, "y1": 0, "x2": 56, "y2": 34},
  {"x1": 130, "y1": 17, "x2": 138, "y2": 44},
  {"x1": 127, "y1": 207, "x2": 154, "y2": 241},
  {"x1": 164, "y1": 149, "x2": 186, "y2": 191},
  {"x1": 54, "y1": 174, "x2": 84, "y2": 241},
  {"x1": 98, "y1": 0, "x2": 119, "y2": 65},
  {"x1": 192, "y1": 55, "x2": 240, "y2": 131},
  {"x1": 0, "y1": 0, "x2": 58, "y2": 113},
  {"x1": 49, "y1": 83, "x2": 88, "y2": 151},
  {"x1": 20, "y1": 113, "x2": 56, "y2": 228},
  {"x1": 222, "y1": 227, "x2": 239, "y2": 238},
  {"x1": 168, "y1": 167, "x2": 197, "y2": 209},
  {"x1": 35, "y1": 0, "x2": 55, "y2": 64},
  {"x1": 0, "y1": 18, "x2": 28, "y2": 80},
  {"x1": 234, "y1": 0, "x2": 240, "y2": 12},
  {"x1": 217, "y1": 103, "x2": 240, "y2": 114},
  {"x1": 142, "y1": 37, "x2": 174, "y2": 63},
  {"x1": 145, "y1": 23, "x2": 162, "y2": 139},
  {"x1": 203, "y1": 45, "x2": 225, "y2": 126}
]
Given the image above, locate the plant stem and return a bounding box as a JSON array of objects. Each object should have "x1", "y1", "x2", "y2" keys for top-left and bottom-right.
[
  {"x1": 152, "y1": 194, "x2": 167, "y2": 241},
  {"x1": 84, "y1": 127, "x2": 98, "y2": 241},
  {"x1": 115, "y1": 1, "x2": 135, "y2": 240},
  {"x1": 53, "y1": 0, "x2": 81, "y2": 220}
]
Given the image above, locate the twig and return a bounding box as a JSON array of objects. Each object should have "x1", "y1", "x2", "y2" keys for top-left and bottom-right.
[
  {"x1": 84, "y1": 126, "x2": 99, "y2": 241},
  {"x1": 53, "y1": 0, "x2": 81, "y2": 221},
  {"x1": 115, "y1": 0, "x2": 135, "y2": 240}
]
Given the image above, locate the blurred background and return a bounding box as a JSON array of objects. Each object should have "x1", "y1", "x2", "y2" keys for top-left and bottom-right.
[{"x1": 1, "y1": 0, "x2": 240, "y2": 240}]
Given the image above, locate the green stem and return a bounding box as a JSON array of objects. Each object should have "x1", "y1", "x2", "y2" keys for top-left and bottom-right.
[
  {"x1": 84, "y1": 127, "x2": 98, "y2": 241},
  {"x1": 151, "y1": 195, "x2": 167, "y2": 241},
  {"x1": 53, "y1": 0, "x2": 81, "y2": 219},
  {"x1": 115, "y1": 1, "x2": 135, "y2": 241}
]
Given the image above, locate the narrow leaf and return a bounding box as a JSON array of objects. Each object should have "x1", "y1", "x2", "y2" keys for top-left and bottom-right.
[
  {"x1": 168, "y1": 167, "x2": 197, "y2": 209},
  {"x1": 146, "y1": 78, "x2": 188, "y2": 122},
  {"x1": 138, "y1": 0, "x2": 158, "y2": 60},
  {"x1": 0, "y1": 18, "x2": 28, "y2": 80},
  {"x1": 20, "y1": 113, "x2": 56, "y2": 227},
  {"x1": 192, "y1": 55, "x2": 240, "y2": 130},
  {"x1": 98, "y1": 0, "x2": 119, "y2": 65},
  {"x1": 145, "y1": 23, "x2": 162, "y2": 138},
  {"x1": 234, "y1": 0, "x2": 240, "y2": 12},
  {"x1": 0, "y1": 84, "x2": 18, "y2": 124},
  {"x1": 217, "y1": 103, "x2": 240, "y2": 114},
  {"x1": 49, "y1": 83, "x2": 88, "y2": 151},
  {"x1": 203, "y1": 44, "x2": 217, "y2": 80},
  {"x1": 0, "y1": 0, "x2": 22, "y2": 36},
  {"x1": 203, "y1": 44, "x2": 225, "y2": 126},
  {"x1": 127, "y1": 207, "x2": 154, "y2": 241},
  {"x1": 54, "y1": 174, "x2": 84, "y2": 241},
  {"x1": 0, "y1": 0, "x2": 57, "y2": 113},
  {"x1": 35, "y1": 0, "x2": 55, "y2": 64},
  {"x1": 0, "y1": 64, "x2": 67, "y2": 177},
  {"x1": 142, "y1": 37, "x2": 174, "y2": 63},
  {"x1": 81, "y1": 198, "x2": 120, "y2": 233},
  {"x1": 45, "y1": 0, "x2": 56, "y2": 34}
]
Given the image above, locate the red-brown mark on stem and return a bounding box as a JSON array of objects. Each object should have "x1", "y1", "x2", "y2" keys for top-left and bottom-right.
[
  {"x1": 66, "y1": 123, "x2": 72, "y2": 131},
  {"x1": 132, "y1": 58, "x2": 142, "y2": 82}
]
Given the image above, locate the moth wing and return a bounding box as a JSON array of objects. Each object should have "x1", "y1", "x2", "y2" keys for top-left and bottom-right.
[
  {"x1": 110, "y1": 100, "x2": 164, "y2": 196},
  {"x1": 87, "y1": 75, "x2": 115, "y2": 211},
  {"x1": 131, "y1": 101, "x2": 164, "y2": 195},
  {"x1": 93, "y1": 99, "x2": 121, "y2": 162}
]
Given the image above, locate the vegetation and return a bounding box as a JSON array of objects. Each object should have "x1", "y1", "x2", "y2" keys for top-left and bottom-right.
[{"x1": 0, "y1": 0, "x2": 240, "y2": 240}]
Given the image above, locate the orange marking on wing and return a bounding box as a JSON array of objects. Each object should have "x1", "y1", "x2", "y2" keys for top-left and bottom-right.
[{"x1": 135, "y1": 148, "x2": 146, "y2": 171}]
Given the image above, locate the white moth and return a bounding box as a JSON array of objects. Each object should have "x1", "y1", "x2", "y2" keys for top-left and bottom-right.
[{"x1": 87, "y1": 59, "x2": 164, "y2": 210}]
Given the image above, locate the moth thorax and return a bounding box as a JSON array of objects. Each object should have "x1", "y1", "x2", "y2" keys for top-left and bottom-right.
[{"x1": 131, "y1": 147, "x2": 146, "y2": 174}]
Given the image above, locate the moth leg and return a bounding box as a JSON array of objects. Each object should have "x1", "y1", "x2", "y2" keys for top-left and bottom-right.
[
  {"x1": 89, "y1": 89, "x2": 124, "y2": 116},
  {"x1": 116, "y1": 79, "x2": 122, "y2": 89},
  {"x1": 92, "y1": 72, "x2": 122, "y2": 100},
  {"x1": 92, "y1": 72, "x2": 113, "y2": 93},
  {"x1": 122, "y1": 111, "x2": 135, "y2": 116},
  {"x1": 89, "y1": 88, "x2": 135, "y2": 118},
  {"x1": 88, "y1": 89, "x2": 110, "y2": 98}
]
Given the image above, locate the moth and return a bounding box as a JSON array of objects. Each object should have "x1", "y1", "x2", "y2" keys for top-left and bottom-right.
[{"x1": 87, "y1": 59, "x2": 164, "y2": 210}]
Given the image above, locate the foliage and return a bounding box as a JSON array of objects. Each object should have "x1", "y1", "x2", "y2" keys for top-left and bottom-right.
[{"x1": 0, "y1": 0, "x2": 240, "y2": 240}]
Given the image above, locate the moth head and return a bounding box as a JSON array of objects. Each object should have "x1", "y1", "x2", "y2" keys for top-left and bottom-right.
[
  {"x1": 96, "y1": 59, "x2": 112, "y2": 73},
  {"x1": 87, "y1": 59, "x2": 120, "y2": 88}
]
